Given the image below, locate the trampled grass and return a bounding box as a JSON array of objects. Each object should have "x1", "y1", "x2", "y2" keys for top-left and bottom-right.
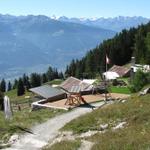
[{"x1": 62, "y1": 94, "x2": 150, "y2": 149}]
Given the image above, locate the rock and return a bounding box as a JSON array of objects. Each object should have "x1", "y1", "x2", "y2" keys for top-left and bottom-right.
[
  {"x1": 80, "y1": 130, "x2": 98, "y2": 138},
  {"x1": 121, "y1": 100, "x2": 127, "y2": 103},
  {"x1": 139, "y1": 87, "x2": 150, "y2": 96},
  {"x1": 100, "y1": 124, "x2": 109, "y2": 130},
  {"x1": 25, "y1": 96, "x2": 30, "y2": 99},
  {"x1": 113, "y1": 122, "x2": 126, "y2": 130},
  {"x1": 8, "y1": 134, "x2": 19, "y2": 144}
]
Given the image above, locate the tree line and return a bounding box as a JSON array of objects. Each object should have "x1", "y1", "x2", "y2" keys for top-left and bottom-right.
[
  {"x1": 65, "y1": 22, "x2": 150, "y2": 79},
  {"x1": 0, "y1": 66, "x2": 64, "y2": 97}
]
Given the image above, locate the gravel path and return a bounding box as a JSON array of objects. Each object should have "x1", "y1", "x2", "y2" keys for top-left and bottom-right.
[{"x1": 5, "y1": 101, "x2": 106, "y2": 150}]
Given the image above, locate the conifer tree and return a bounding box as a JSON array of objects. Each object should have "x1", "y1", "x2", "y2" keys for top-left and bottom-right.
[
  {"x1": 26, "y1": 80, "x2": 31, "y2": 91},
  {"x1": 145, "y1": 32, "x2": 150, "y2": 64},
  {"x1": 58, "y1": 72, "x2": 64, "y2": 79},
  {"x1": 30, "y1": 73, "x2": 41, "y2": 88},
  {"x1": 53, "y1": 68, "x2": 59, "y2": 79},
  {"x1": 46, "y1": 66, "x2": 53, "y2": 81},
  {"x1": 17, "y1": 78, "x2": 25, "y2": 96},
  {"x1": 42, "y1": 73, "x2": 48, "y2": 83},
  {"x1": 22, "y1": 74, "x2": 28, "y2": 86},
  {"x1": 0, "y1": 79, "x2": 6, "y2": 92},
  {"x1": 13, "y1": 79, "x2": 18, "y2": 89},
  {"x1": 7, "y1": 81, "x2": 12, "y2": 91},
  {"x1": 22, "y1": 74, "x2": 31, "y2": 90}
]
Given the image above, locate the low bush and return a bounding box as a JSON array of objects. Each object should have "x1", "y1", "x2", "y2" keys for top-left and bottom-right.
[{"x1": 130, "y1": 70, "x2": 149, "y2": 92}]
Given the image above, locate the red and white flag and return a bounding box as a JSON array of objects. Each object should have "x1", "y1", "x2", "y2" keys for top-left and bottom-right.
[{"x1": 106, "y1": 55, "x2": 110, "y2": 64}]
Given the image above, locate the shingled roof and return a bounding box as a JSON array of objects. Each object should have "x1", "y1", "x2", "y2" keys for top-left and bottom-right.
[
  {"x1": 109, "y1": 65, "x2": 130, "y2": 77},
  {"x1": 60, "y1": 77, "x2": 91, "y2": 92}
]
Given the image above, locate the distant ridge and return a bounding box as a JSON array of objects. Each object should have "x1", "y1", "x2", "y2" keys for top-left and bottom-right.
[
  {"x1": 58, "y1": 16, "x2": 150, "y2": 31},
  {"x1": 0, "y1": 14, "x2": 116, "y2": 79}
]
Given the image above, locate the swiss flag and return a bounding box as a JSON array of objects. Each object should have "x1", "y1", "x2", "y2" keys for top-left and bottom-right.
[{"x1": 106, "y1": 55, "x2": 110, "y2": 64}]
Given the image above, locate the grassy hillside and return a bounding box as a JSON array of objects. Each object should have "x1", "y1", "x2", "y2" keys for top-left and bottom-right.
[
  {"x1": 62, "y1": 94, "x2": 150, "y2": 150},
  {"x1": 0, "y1": 82, "x2": 66, "y2": 147}
]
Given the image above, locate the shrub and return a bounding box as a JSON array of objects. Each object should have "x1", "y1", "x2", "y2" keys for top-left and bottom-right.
[
  {"x1": 130, "y1": 70, "x2": 148, "y2": 92},
  {"x1": 145, "y1": 72, "x2": 150, "y2": 83}
]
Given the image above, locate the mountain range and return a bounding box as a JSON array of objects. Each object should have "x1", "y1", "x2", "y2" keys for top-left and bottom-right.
[
  {"x1": 58, "y1": 16, "x2": 150, "y2": 32},
  {"x1": 0, "y1": 14, "x2": 116, "y2": 79},
  {"x1": 0, "y1": 14, "x2": 149, "y2": 79}
]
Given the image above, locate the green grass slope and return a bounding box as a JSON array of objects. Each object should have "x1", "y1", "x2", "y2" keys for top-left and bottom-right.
[{"x1": 62, "y1": 94, "x2": 150, "y2": 150}]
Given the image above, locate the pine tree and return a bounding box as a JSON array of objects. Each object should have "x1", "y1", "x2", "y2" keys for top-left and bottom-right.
[
  {"x1": 7, "y1": 81, "x2": 12, "y2": 91},
  {"x1": 42, "y1": 73, "x2": 48, "y2": 83},
  {"x1": 58, "y1": 72, "x2": 64, "y2": 79},
  {"x1": 22, "y1": 74, "x2": 28, "y2": 86},
  {"x1": 17, "y1": 78, "x2": 25, "y2": 96},
  {"x1": 145, "y1": 32, "x2": 150, "y2": 64},
  {"x1": 26, "y1": 80, "x2": 31, "y2": 91},
  {"x1": 65, "y1": 65, "x2": 70, "y2": 78},
  {"x1": 0, "y1": 91, "x2": 4, "y2": 110},
  {"x1": 53, "y1": 68, "x2": 59, "y2": 79},
  {"x1": 46, "y1": 66, "x2": 53, "y2": 81},
  {"x1": 22, "y1": 74, "x2": 31, "y2": 90},
  {"x1": 135, "y1": 27, "x2": 147, "y2": 64},
  {"x1": 0, "y1": 79, "x2": 6, "y2": 92},
  {"x1": 30, "y1": 73, "x2": 41, "y2": 88},
  {"x1": 13, "y1": 79, "x2": 18, "y2": 89}
]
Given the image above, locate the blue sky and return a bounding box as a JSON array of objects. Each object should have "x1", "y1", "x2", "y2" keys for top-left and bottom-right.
[{"x1": 0, "y1": 0, "x2": 150, "y2": 18}]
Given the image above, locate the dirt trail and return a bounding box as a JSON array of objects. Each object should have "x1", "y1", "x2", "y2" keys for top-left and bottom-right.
[{"x1": 5, "y1": 101, "x2": 106, "y2": 150}]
